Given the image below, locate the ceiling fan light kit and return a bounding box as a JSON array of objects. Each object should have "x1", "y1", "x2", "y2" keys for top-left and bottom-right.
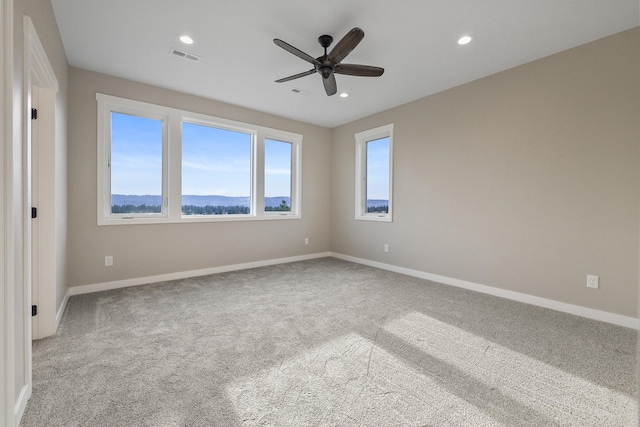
[{"x1": 274, "y1": 27, "x2": 384, "y2": 96}]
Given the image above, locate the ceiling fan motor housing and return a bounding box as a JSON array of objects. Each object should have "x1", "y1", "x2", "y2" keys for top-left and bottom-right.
[{"x1": 318, "y1": 62, "x2": 334, "y2": 79}]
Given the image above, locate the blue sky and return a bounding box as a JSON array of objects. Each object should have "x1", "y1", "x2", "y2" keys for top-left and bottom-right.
[
  {"x1": 264, "y1": 139, "x2": 291, "y2": 198},
  {"x1": 366, "y1": 137, "x2": 390, "y2": 200},
  {"x1": 111, "y1": 113, "x2": 163, "y2": 196},
  {"x1": 182, "y1": 122, "x2": 252, "y2": 197},
  {"x1": 111, "y1": 113, "x2": 293, "y2": 198},
  {"x1": 111, "y1": 113, "x2": 388, "y2": 201}
]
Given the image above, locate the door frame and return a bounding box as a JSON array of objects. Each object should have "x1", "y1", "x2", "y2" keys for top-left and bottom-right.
[
  {"x1": 1, "y1": 14, "x2": 60, "y2": 427},
  {"x1": 23, "y1": 15, "x2": 58, "y2": 343},
  {"x1": 1, "y1": 0, "x2": 15, "y2": 425}
]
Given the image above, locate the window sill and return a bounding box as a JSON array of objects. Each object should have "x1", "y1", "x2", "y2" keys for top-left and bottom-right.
[
  {"x1": 355, "y1": 214, "x2": 392, "y2": 222},
  {"x1": 98, "y1": 214, "x2": 301, "y2": 226}
]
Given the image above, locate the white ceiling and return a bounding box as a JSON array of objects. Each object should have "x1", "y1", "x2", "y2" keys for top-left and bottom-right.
[{"x1": 51, "y1": 0, "x2": 639, "y2": 128}]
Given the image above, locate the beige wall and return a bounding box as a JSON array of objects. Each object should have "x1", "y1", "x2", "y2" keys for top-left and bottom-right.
[
  {"x1": 67, "y1": 67, "x2": 332, "y2": 288},
  {"x1": 331, "y1": 28, "x2": 640, "y2": 318},
  {"x1": 65, "y1": 28, "x2": 639, "y2": 319}
]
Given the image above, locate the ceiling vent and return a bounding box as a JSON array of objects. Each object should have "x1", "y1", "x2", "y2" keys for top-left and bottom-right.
[
  {"x1": 169, "y1": 48, "x2": 200, "y2": 62},
  {"x1": 290, "y1": 87, "x2": 309, "y2": 95}
]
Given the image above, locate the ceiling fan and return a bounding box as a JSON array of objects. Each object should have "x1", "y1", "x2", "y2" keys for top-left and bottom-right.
[{"x1": 273, "y1": 27, "x2": 384, "y2": 96}]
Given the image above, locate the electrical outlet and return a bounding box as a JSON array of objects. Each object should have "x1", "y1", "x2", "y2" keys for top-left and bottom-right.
[
  {"x1": 384, "y1": 244, "x2": 389, "y2": 253},
  {"x1": 105, "y1": 256, "x2": 113, "y2": 267},
  {"x1": 304, "y1": 237, "x2": 309, "y2": 245},
  {"x1": 586, "y1": 274, "x2": 598, "y2": 289}
]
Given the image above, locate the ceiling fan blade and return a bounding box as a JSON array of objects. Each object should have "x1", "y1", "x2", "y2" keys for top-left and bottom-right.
[
  {"x1": 323, "y1": 73, "x2": 337, "y2": 96},
  {"x1": 327, "y1": 27, "x2": 365, "y2": 64},
  {"x1": 273, "y1": 39, "x2": 320, "y2": 66},
  {"x1": 335, "y1": 64, "x2": 384, "y2": 77},
  {"x1": 275, "y1": 69, "x2": 317, "y2": 83}
]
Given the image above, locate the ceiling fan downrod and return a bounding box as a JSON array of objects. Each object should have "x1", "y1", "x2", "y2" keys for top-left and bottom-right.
[{"x1": 317, "y1": 35, "x2": 334, "y2": 79}]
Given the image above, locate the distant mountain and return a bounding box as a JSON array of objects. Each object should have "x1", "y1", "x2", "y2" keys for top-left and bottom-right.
[
  {"x1": 264, "y1": 197, "x2": 291, "y2": 208},
  {"x1": 367, "y1": 199, "x2": 389, "y2": 208},
  {"x1": 181, "y1": 195, "x2": 250, "y2": 207},
  {"x1": 112, "y1": 194, "x2": 162, "y2": 206},
  {"x1": 112, "y1": 194, "x2": 291, "y2": 208},
  {"x1": 110, "y1": 195, "x2": 389, "y2": 209}
]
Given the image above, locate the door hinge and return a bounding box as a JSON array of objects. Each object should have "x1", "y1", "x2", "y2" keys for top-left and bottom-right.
[
  {"x1": 31, "y1": 108, "x2": 38, "y2": 120},
  {"x1": 32, "y1": 305, "x2": 38, "y2": 316},
  {"x1": 31, "y1": 207, "x2": 37, "y2": 219}
]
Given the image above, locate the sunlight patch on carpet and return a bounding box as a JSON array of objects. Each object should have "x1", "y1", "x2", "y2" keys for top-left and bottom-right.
[
  {"x1": 226, "y1": 333, "x2": 501, "y2": 426},
  {"x1": 384, "y1": 312, "x2": 637, "y2": 426}
]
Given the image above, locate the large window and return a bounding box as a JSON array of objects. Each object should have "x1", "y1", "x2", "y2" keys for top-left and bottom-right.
[
  {"x1": 97, "y1": 94, "x2": 302, "y2": 225},
  {"x1": 355, "y1": 124, "x2": 394, "y2": 222}
]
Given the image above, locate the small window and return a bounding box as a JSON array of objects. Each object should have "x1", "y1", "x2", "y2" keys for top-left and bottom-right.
[
  {"x1": 355, "y1": 124, "x2": 394, "y2": 221},
  {"x1": 264, "y1": 139, "x2": 292, "y2": 213},
  {"x1": 182, "y1": 122, "x2": 253, "y2": 216}
]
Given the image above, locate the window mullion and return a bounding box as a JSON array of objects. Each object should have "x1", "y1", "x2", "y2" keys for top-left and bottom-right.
[
  {"x1": 96, "y1": 100, "x2": 109, "y2": 224},
  {"x1": 255, "y1": 131, "x2": 265, "y2": 216},
  {"x1": 291, "y1": 136, "x2": 302, "y2": 216},
  {"x1": 167, "y1": 113, "x2": 182, "y2": 220}
]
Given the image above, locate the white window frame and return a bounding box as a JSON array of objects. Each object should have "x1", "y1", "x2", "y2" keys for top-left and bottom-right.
[
  {"x1": 262, "y1": 134, "x2": 301, "y2": 218},
  {"x1": 179, "y1": 115, "x2": 257, "y2": 220},
  {"x1": 355, "y1": 123, "x2": 394, "y2": 222},
  {"x1": 97, "y1": 93, "x2": 302, "y2": 225},
  {"x1": 97, "y1": 95, "x2": 169, "y2": 224}
]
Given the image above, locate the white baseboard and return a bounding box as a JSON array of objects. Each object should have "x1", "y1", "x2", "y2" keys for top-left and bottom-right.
[
  {"x1": 67, "y1": 252, "x2": 332, "y2": 297},
  {"x1": 330, "y1": 252, "x2": 639, "y2": 330},
  {"x1": 14, "y1": 383, "x2": 30, "y2": 427},
  {"x1": 63, "y1": 251, "x2": 638, "y2": 330},
  {"x1": 55, "y1": 291, "x2": 70, "y2": 331}
]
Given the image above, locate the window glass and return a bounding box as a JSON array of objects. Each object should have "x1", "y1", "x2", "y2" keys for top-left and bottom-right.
[
  {"x1": 182, "y1": 122, "x2": 252, "y2": 215},
  {"x1": 355, "y1": 123, "x2": 393, "y2": 222},
  {"x1": 110, "y1": 112, "x2": 163, "y2": 214},
  {"x1": 97, "y1": 94, "x2": 302, "y2": 224},
  {"x1": 366, "y1": 137, "x2": 390, "y2": 214},
  {"x1": 264, "y1": 139, "x2": 292, "y2": 212}
]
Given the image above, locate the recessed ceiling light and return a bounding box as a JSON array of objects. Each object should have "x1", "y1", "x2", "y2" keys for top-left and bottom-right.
[
  {"x1": 178, "y1": 34, "x2": 194, "y2": 45},
  {"x1": 339, "y1": 92, "x2": 349, "y2": 98},
  {"x1": 458, "y1": 35, "x2": 472, "y2": 45}
]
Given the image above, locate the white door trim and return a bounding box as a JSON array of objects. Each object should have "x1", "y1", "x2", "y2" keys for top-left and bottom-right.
[
  {"x1": 7, "y1": 15, "x2": 60, "y2": 426},
  {"x1": 23, "y1": 15, "x2": 59, "y2": 342},
  {"x1": 28, "y1": 86, "x2": 57, "y2": 340},
  {"x1": 2, "y1": 0, "x2": 15, "y2": 425},
  {"x1": 30, "y1": 86, "x2": 39, "y2": 340}
]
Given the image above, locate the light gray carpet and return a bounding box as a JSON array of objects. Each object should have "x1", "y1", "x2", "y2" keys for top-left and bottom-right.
[{"x1": 21, "y1": 258, "x2": 637, "y2": 426}]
